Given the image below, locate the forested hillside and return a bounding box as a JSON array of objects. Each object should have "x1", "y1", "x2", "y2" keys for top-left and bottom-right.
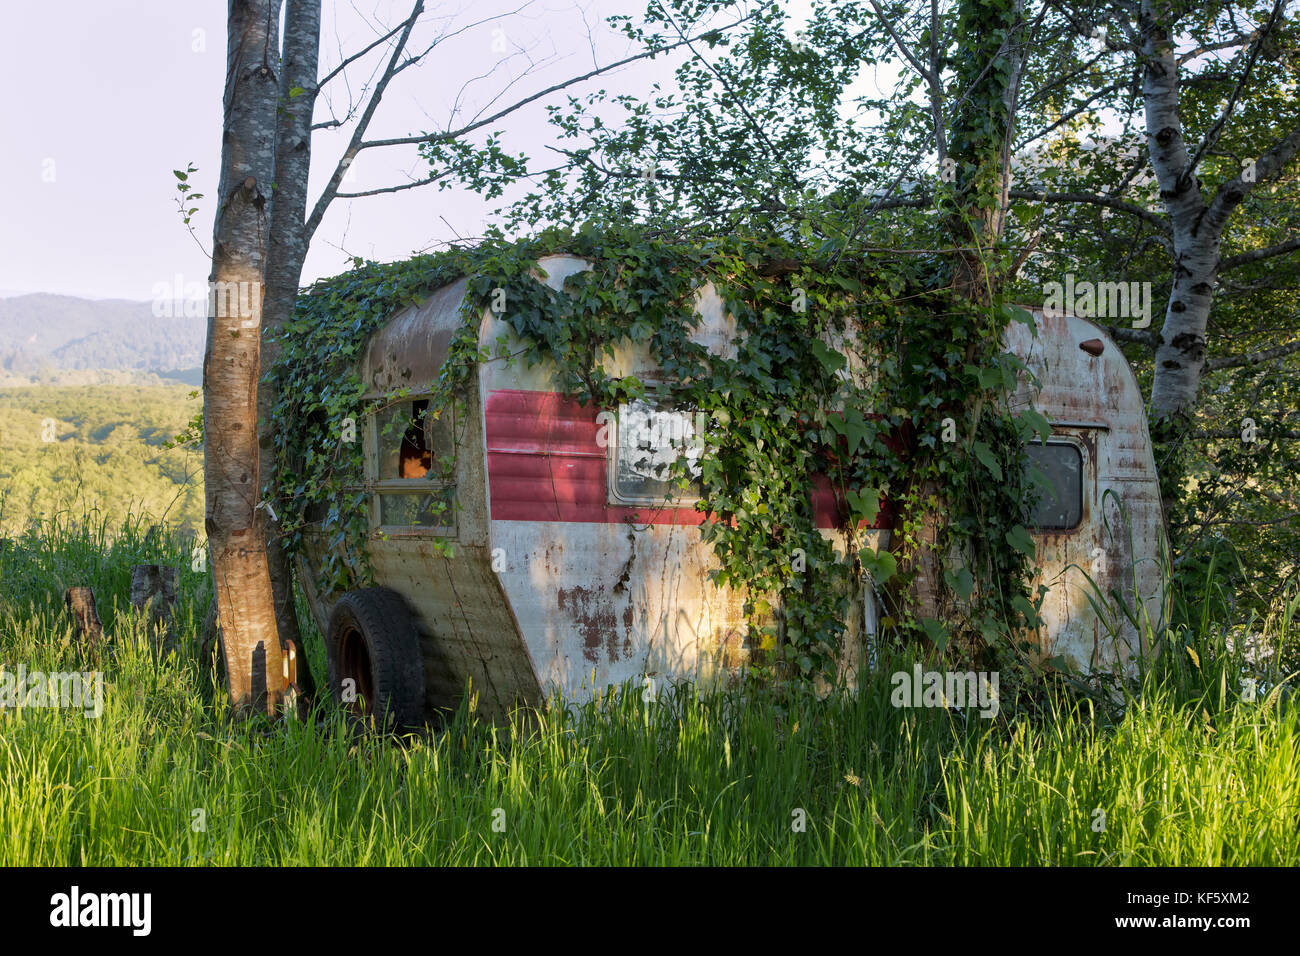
[
  {"x1": 0, "y1": 294, "x2": 204, "y2": 384},
  {"x1": 0, "y1": 386, "x2": 202, "y2": 535}
]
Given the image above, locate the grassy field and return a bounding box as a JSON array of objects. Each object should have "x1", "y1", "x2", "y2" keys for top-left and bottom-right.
[{"x1": 0, "y1": 512, "x2": 1296, "y2": 865}]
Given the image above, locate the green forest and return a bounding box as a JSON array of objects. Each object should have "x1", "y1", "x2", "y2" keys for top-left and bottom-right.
[{"x1": 0, "y1": 386, "x2": 203, "y2": 537}]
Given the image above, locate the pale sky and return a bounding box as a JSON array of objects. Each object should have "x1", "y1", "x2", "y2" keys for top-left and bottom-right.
[{"x1": 0, "y1": 0, "x2": 828, "y2": 301}]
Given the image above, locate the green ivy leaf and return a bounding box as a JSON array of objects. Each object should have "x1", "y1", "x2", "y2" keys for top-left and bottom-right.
[
  {"x1": 1000, "y1": 304, "x2": 1035, "y2": 328},
  {"x1": 972, "y1": 440, "x2": 1002, "y2": 480},
  {"x1": 810, "y1": 339, "x2": 846, "y2": 374},
  {"x1": 1016, "y1": 408, "x2": 1053, "y2": 442},
  {"x1": 945, "y1": 567, "x2": 975, "y2": 602},
  {"x1": 1006, "y1": 524, "x2": 1036, "y2": 558},
  {"x1": 846, "y1": 487, "x2": 881, "y2": 525},
  {"x1": 920, "y1": 617, "x2": 948, "y2": 651},
  {"x1": 859, "y1": 547, "x2": 897, "y2": 583}
]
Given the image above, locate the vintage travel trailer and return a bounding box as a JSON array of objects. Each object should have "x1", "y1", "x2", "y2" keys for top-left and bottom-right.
[{"x1": 294, "y1": 255, "x2": 1167, "y2": 726}]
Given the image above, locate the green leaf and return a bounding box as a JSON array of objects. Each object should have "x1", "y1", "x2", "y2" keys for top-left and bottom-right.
[
  {"x1": 920, "y1": 617, "x2": 948, "y2": 651},
  {"x1": 1015, "y1": 408, "x2": 1053, "y2": 442},
  {"x1": 846, "y1": 487, "x2": 881, "y2": 525},
  {"x1": 944, "y1": 567, "x2": 974, "y2": 602},
  {"x1": 810, "y1": 339, "x2": 846, "y2": 374},
  {"x1": 1011, "y1": 595, "x2": 1038, "y2": 621},
  {"x1": 288, "y1": 86, "x2": 306, "y2": 99},
  {"x1": 971, "y1": 440, "x2": 1002, "y2": 480},
  {"x1": 840, "y1": 407, "x2": 869, "y2": 452},
  {"x1": 1001, "y1": 304, "x2": 1034, "y2": 328},
  {"x1": 1006, "y1": 524, "x2": 1036, "y2": 558},
  {"x1": 858, "y1": 547, "x2": 897, "y2": 584}
]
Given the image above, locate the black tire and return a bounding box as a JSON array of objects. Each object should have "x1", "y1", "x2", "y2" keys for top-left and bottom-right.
[{"x1": 326, "y1": 588, "x2": 426, "y2": 733}]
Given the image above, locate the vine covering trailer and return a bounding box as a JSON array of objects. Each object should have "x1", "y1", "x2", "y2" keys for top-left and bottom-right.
[{"x1": 295, "y1": 255, "x2": 1167, "y2": 727}]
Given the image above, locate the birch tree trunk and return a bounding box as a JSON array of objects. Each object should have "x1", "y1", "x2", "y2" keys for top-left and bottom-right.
[
  {"x1": 1142, "y1": 0, "x2": 1218, "y2": 424},
  {"x1": 1141, "y1": 0, "x2": 1300, "y2": 422},
  {"x1": 259, "y1": 0, "x2": 322, "y2": 701},
  {"x1": 205, "y1": 0, "x2": 284, "y2": 715}
]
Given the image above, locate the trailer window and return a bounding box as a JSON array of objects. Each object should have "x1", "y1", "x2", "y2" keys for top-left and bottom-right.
[
  {"x1": 1024, "y1": 441, "x2": 1082, "y2": 531},
  {"x1": 377, "y1": 486, "x2": 456, "y2": 527},
  {"x1": 376, "y1": 400, "x2": 454, "y2": 481},
  {"x1": 372, "y1": 398, "x2": 456, "y2": 531},
  {"x1": 611, "y1": 399, "x2": 703, "y2": 505}
]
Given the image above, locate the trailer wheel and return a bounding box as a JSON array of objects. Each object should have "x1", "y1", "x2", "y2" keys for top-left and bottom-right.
[{"x1": 326, "y1": 588, "x2": 426, "y2": 733}]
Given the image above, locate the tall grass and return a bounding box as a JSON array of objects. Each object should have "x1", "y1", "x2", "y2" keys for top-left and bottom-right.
[{"x1": 0, "y1": 511, "x2": 1296, "y2": 865}]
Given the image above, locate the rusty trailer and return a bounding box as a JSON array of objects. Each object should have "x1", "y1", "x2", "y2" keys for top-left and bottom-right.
[{"x1": 296, "y1": 255, "x2": 1167, "y2": 725}]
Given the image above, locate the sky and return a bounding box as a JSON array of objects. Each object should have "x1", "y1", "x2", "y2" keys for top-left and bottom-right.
[{"x1": 0, "y1": 0, "x2": 828, "y2": 302}]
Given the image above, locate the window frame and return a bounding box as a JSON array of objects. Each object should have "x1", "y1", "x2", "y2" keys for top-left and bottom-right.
[
  {"x1": 1024, "y1": 434, "x2": 1087, "y2": 533},
  {"x1": 365, "y1": 396, "x2": 457, "y2": 537},
  {"x1": 606, "y1": 394, "x2": 705, "y2": 508}
]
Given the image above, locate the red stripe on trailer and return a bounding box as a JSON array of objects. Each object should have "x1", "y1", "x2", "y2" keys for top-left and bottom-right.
[
  {"x1": 485, "y1": 389, "x2": 704, "y2": 525},
  {"x1": 485, "y1": 389, "x2": 890, "y2": 528}
]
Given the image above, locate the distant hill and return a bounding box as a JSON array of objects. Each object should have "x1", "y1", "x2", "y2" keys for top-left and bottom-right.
[{"x1": 0, "y1": 293, "x2": 204, "y2": 385}]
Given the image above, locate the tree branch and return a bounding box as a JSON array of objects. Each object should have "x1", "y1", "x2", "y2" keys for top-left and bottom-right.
[
  {"x1": 305, "y1": 0, "x2": 425, "y2": 241},
  {"x1": 354, "y1": 6, "x2": 765, "y2": 155},
  {"x1": 1205, "y1": 338, "x2": 1300, "y2": 371},
  {"x1": 1219, "y1": 234, "x2": 1300, "y2": 271},
  {"x1": 1186, "y1": 0, "x2": 1281, "y2": 176},
  {"x1": 1204, "y1": 123, "x2": 1300, "y2": 236},
  {"x1": 316, "y1": 17, "x2": 410, "y2": 89},
  {"x1": 1103, "y1": 324, "x2": 1160, "y2": 347},
  {"x1": 1008, "y1": 187, "x2": 1170, "y2": 232}
]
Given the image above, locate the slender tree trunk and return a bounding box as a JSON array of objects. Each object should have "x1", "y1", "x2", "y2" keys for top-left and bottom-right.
[
  {"x1": 1141, "y1": 0, "x2": 1217, "y2": 425},
  {"x1": 888, "y1": 0, "x2": 1023, "y2": 632},
  {"x1": 259, "y1": 0, "x2": 322, "y2": 701},
  {"x1": 206, "y1": 0, "x2": 285, "y2": 715},
  {"x1": 1140, "y1": 1, "x2": 1300, "y2": 423}
]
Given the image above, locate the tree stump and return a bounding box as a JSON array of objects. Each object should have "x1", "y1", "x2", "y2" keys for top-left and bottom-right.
[
  {"x1": 64, "y1": 587, "x2": 105, "y2": 650},
  {"x1": 130, "y1": 565, "x2": 178, "y2": 656}
]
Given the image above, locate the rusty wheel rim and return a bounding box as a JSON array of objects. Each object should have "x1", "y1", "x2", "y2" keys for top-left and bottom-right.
[{"x1": 338, "y1": 624, "x2": 375, "y2": 716}]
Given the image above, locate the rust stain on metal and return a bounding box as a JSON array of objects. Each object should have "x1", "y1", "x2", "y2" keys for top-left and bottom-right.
[{"x1": 558, "y1": 585, "x2": 631, "y2": 664}]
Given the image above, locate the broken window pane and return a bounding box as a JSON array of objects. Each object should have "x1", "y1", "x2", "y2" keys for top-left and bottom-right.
[
  {"x1": 376, "y1": 399, "x2": 455, "y2": 481},
  {"x1": 373, "y1": 397, "x2": 457, "y2": 530},
  {"x1": 612, "y1": 399, "x2": 703, "y2": 503},
  {"x1": 377, "y1": 487, "x2": 455, "y2": 528}
]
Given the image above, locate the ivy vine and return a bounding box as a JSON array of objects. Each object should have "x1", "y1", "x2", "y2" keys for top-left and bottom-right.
[{"x1": 270, "y1": 222, "x2": 1049, "y2": 685}]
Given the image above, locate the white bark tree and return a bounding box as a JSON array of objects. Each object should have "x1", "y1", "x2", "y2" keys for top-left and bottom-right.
[{"x1": 1139, "y1": 0, "x2": 1300, "y2": 423}]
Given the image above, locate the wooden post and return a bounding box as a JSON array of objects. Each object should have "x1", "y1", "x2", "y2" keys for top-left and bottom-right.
[
  {"x1": 130, "y1": 565, "x2": 178, "y2": 656},
  {"x1": 64, "y1": 587, "x2": 105, "y2": 649}
]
